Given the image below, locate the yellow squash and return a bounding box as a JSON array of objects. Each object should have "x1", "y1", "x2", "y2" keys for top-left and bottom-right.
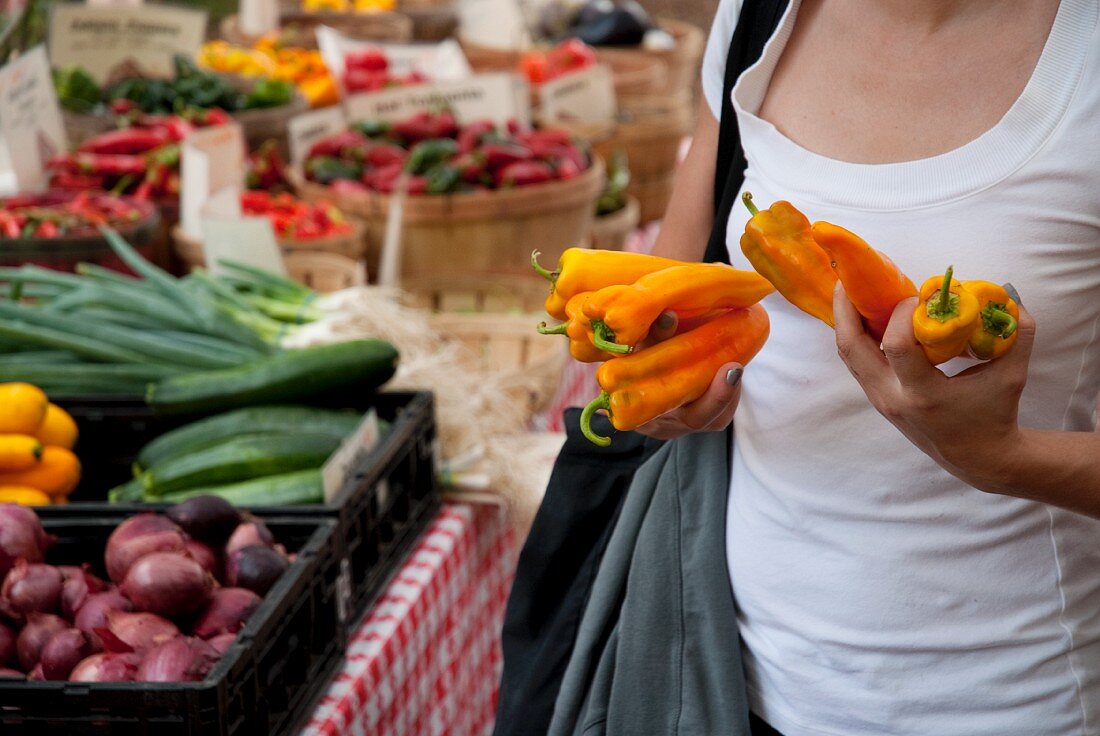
[
  {"x1": 0, "y1": 435, "x2": 43, "y2": 471},
  {"x1": 0, "y1": 383, "x2": 48, "y2": 435},
  {"x1": 0, "y1": 487, "x2": 51, "y2": 505},
  {"x1": 0, "y1": 446, "x2": 81, "y2": 498},
  {"x1": 35, "y1": 404, "x2": 78, "y2": 450}
]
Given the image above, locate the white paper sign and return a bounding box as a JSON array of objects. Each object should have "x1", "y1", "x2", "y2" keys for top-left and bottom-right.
[
  {"x1": 239, "y1": 0, "x2": 279, "y2": 37},
  {"x1": 288, "y1": 106, "x2": 347, "y2": 167},
  {"x1": 321, "y1": 410, "x2": 381, "y2": 502},
  {"x1": 201, "y1": 216, "x2": 286, "y2": 277},
  {"x1": 539, "y1": 64, "x2": 617, "y2": 123},
  {"x1": 0, "y1": 46, "x2": 67, "y2": 193},
  {"x1": 458, "y1": 0, "x2": 530, "y2": 50},
  {"x1": 344, "y1": 72, "x2": 530, "y2": 127},
  {"x1": 181, "y1": 123, "x2": 245, "y2": 239},
  {"x1": 48, "y1": 4, "x2": 207, "y2": 84},
  {"x1": 316, "y1": 25, "x2": 472, "y2": 84}
]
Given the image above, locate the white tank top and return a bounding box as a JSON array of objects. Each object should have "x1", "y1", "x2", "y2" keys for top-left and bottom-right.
[{"x1": 701, "y1": 0, "x2": 1100, "y2": 733}]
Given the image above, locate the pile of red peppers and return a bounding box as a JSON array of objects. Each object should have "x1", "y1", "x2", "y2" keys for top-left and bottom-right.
[
  {"x1": 303, "y1": 112, "x2": 591, "y2": 195},
  {"x1": 239, "y1": 191, "x2": 352, "y2": 241},
  {"x1": 342, "y1": 48, "x2": 429, "y2": 95},
  {"x1": 0, "y1": 191, "x2": 151, "y2": 240},
  {"x1": 47, "y1": 109, "x2": 232, "y2": 202}
]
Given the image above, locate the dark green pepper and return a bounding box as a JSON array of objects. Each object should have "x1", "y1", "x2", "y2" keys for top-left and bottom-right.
[
  {"x1": 353, "y1": 120, "x2": 392, "y2": 139},
  {"x1": 305, "y1": 156, "x2": 363, "y2": 184},
  {"x1": 425, "y1": 165, "x2": 462, "y2": 194},
  {"x1": 404, "y1": 139, "x2": 459, "y2": 175},
  {"x1": 243, "y1": 79, "x2": 293, "y2": 109}
]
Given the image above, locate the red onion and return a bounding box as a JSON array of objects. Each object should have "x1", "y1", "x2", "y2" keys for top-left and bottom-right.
[
  {"x1": 225, "y1": 519, "x2": 275, "y2": 557},
  {"x1": 0, "y1": 504, "x2": 53, "y2": 578},
  {"x1": 74, "y1": 591, "x2": 133, "y2": 650},
  {"x1": 59, "y1": 565, "x2": 108, "y2": 619},
  {"x1": 104, "y1": 514, "x2": 186, "y2": 583},
  {"x1": 207, "y1": 632, "x2": 237, "y2": 655},
  {"x1": 1, "y1": 561, "x2": 62, "y2": 618},
  {"x1": 0, "y1": 667, "x2": 23, "y2": 679},
  {"x1": 39, "y1": 628, "x2": 93, "y2": 680},
  {"x1": 226, "y1": 545, "x2": 288, "y2": 596},
  {"x1": 167, "y1": 497, "x2": 240, "y2": 546},
  {"x1": 0, "y1": 621, "x2": 14, "y2": 667},
  {"x1": 137, "y1": 637, "x2": 219, "y2": 683},
  {"x1": 69, "y1": 652, "x2": 140, "y2": 682},
  {"x1": 120, "y1": 552, "x2": 213, "y2": 618},
  {"x1": 16, "y1": 612, "x2": 66, "y2": 670},
  {"x1": 192, "y1": 588, "x2": 261, "y2": 639},
  {"x1": 28, "y1": 663, "x2": 43, "y2": 680},
  {"x1": 184, "y1": 539, "x2": 221, "y2": 582},
  {"x1": 99, "y1": 610, "x2": 179, "y2": 653}
]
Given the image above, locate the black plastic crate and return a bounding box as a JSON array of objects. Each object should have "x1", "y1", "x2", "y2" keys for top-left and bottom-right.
[
  {"x1": 0, "y1": 513, "x2": 344, "y2": 735},
  {"x1": 49, "y1": 391, "x2": 441, "y2": 630}
]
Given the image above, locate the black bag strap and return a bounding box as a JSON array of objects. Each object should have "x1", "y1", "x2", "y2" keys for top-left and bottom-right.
[{"x1": 704, "y1": 0, "x2": 789, "y2": 265}]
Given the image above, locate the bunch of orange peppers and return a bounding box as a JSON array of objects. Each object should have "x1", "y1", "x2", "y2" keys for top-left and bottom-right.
[
  {"x1": 740, "y1": 193, "x2": 1019, "y2": 364},
  {"x1": 197, "y1": 39, "x2": 339, "y2": 108},
  {"x1": 533, "y1": 249, "x2": 774, "y2": 446}
]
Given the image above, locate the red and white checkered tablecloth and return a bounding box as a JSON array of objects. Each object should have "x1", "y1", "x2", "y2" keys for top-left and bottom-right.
[{"x1": 302, "y1": 502, "x2": 517, "y2": 736}]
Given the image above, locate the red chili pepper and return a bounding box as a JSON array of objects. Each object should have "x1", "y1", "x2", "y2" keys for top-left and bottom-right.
[
  {"x1": 364, "y1": 143, "x2": 407, "y2": 168},
  {"x1": 77, "y1": 128, "x2": 171, "y2": 155},
  {"x1": 452, "y1": 152, "x2": 488, "y2": 184},
  {"x1": 479, "y1": 142, "x2": 533, "y2": 172},
  {"x1": 0, "y1": 213, "x2": 21, "y2": 238},
  {"x1": 34, "y1": 221, "x2": 60, "y2": 238},
  {"x1": 136, "y1": 115, "x2": 195, "y2": 142},
  {"x1": 344, "y1": 68, "x2": 390, "y2": 93},
  {"x1": 50, "y1": 171, "x2": 108, "y2": 190},
  {"x1": 496, "y1": 160, "x2": 555, "y2": 187},
  {"x1": 109, "y1": 99, "x2": 138, "y2": 115},
  {"x1": 457, "y1": 120, "x2": 496, "y2": 154},
  {"x1": 556, "y1": 158, "x2": 582, "y2": 180},
  {"x1": 392, "y1": 112, "x2": 459, "y2": 144},
  {"x1": 197, "y1": 108, "x2": 232, "y2": 127},
  {"x1": 309, "y1": 130, "x2": 370, "y2": 159},
  {"x1": 507, "y1": 118, "x2": 526, "y2": 137},
  {"x1": 364, "y1": 162, "x2": 403, "y2": 193},
  {"x1": 345, "y1": 49, "x2": 389, "y2": 73},
  {"x1": 406, "y1": 176, "x2": 428, "y2": 195},
  {"x1": 517, "y1": 128, "x2": 574, "y2": 149}
]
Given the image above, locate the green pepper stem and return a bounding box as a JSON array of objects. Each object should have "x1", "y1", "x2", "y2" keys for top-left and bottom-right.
[
  {"x1": 742, "y1": 192, "x2": 759, "y2": 217},
  {"x1": 580, "y1": 392, "x2": 612, "y2": 447},
  {"x1": 530, "y1": 250, "x2": 557, "y2": 282},
  {"x1": 591, "y1": 321, "x2": 631, "y2": 355},
  {"x1": 935, "y1": 265, "x2": 954, "y2": 314},
  {"x1": 537, "y1": 321, "x2": 567, "y2": 335},
  {"x1": 983, "y1": 306, "x2": 1018, "y2": 339}
]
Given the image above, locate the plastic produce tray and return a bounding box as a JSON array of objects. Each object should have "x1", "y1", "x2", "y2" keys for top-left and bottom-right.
[
  {"x1": 0, "y1": 514, "x2": 343, "y2": 736},
  {"x1": 49, "y1": 391, "x2": 440, "y2": 630}
]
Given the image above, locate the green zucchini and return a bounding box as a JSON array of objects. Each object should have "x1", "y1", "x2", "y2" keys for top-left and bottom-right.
[
  {"x1": 147, "y1": 340, "x2": 399, "y2": 416},
  {"x1": 140, "y1": 433, "x2": 341, "y2": 496},
  {"x1": 154, "y1": 469, "x2": 324, "y2": 506},
  {"x1": 108, "y1": 478, "x2": 145, "y2": 503},
  {"x1": 136, "y1": 405, "x2": 364, "y2": 471}
]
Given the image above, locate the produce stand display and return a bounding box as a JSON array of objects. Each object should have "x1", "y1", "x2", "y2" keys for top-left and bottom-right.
[{"x1": 0, "y1": 0, "x2": 706, "y2": 731}]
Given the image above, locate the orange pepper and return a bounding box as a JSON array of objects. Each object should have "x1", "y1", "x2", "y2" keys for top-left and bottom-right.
[
  {"x1": 537, "y1": 292, "x2": 616, "y2": 363},
  {"x1": 811, "y1": 220, "x2": 917, "y2": 341},
  {"x1": 740, "y1": 193, "x2": 838, "y2": 327},
  {"x1": 962, "y1": 280, "x2": 1019, "y2": 360},
  {"x1": 581, "y1": 263, "x2": 774, "y2": 353},
  {"x1": 580, "y1": 306, "x2": 770, "y2": 446},
  {"x1": 912, "y1": 266, "x2": 981, "y2": 365}
]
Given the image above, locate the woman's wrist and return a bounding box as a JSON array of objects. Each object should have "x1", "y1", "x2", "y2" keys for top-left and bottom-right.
[{"x1": 949, "y1": 425, "x2": 1031, "y2": 496}]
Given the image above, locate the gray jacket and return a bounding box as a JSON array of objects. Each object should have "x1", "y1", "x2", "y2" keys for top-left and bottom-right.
[{"x1": 548, "y1": 430, "x2": 750, "y2": 736}]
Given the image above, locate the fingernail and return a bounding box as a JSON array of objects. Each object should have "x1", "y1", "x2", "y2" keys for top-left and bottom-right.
[
  {"x1": 726, "y1": 367, "x2": 743, "y2": 387},
  {"x1": 656, "y1": 312, "x2": 675, "y2": 330},
  {"x1": 1003, "y1": 282, "x2": 1023, "y2": 307}
]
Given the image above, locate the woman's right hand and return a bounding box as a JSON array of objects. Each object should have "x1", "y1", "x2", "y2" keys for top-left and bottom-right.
[{"x1": 632, "y1": 312, "x2": 745, "y2": 440}]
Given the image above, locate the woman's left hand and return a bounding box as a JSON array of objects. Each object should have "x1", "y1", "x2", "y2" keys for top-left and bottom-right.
[{"x1": 832, "y1": 282, "x2": 1037, "y2": 491}]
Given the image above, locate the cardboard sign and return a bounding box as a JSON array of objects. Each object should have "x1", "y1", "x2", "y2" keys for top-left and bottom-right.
[
  {"x1": 458, "y1": 0, "x2": 530, "y2": 50},
  {"x1": 539, "y1": 64, "x2": 616, "y2": 123},
  {"x1": 288, "y1": 106, "x2": 347, "y2": 166},
  {"x1": 180, "y1": 123, "x2": 246, "y2": 239},
  {"x1": 48, "y1": 4, "x2": 207, "y2": 84},
  {"x1": 345, "y1": 72, "x2": 530, "y2": 127},
  {"x1": 201, "y1": 215, "x2": 286, "y2": 277},
  {"x1": 0, "y1": 46, "x2": 67, "y2": 193},
  {"x1": 239, "y1": 0, "x2": 279, "y2": 37},
  {"x1": 321, "y1": 410, "x2": 381, "y2": 502},
  {"x1": 316, "y1": 25, "x2": 471, "y2": 84}
]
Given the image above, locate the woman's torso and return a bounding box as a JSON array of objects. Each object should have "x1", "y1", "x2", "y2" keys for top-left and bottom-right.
[{"x1": 702, "y1": 0, "x2": 1100, "y2": 733}]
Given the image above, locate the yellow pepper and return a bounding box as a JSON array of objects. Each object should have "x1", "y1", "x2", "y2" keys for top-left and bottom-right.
[
  {"x1": 538, "y1": 292, "x2": 616, "y2": 363},
  {"x1": 962, "y1": 280, "x2": 1019, "y2": 360},
  {"x1": 912, "y1": 266, "x2": 981, "y2": 365}
]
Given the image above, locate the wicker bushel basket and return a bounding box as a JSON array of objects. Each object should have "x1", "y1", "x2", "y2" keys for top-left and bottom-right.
[
  {"x1": 589, "y1": 195, "x2": 640, "y2": 251},
  {"x1": 595, "y1": 19, "x2": 706, "y2": 99},
  {"x1": 271, "y1": 10, "x2": 414, "y2": 47},
  {"x1": 290, "y1": 157, "x2": 604, "y2": 283}
]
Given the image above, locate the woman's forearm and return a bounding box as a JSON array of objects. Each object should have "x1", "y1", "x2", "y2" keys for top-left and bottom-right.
[
  {"x1": 650, "y1": 100, "x2": 720, "y2": 262},
  {"x1": 975, "y1": 428, "x2": 1100, "y2": 518}
]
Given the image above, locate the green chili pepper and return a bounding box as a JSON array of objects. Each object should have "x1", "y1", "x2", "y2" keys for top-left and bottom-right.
[
  {"x1": 425, "y1": 165, "x2": 462, "y2": 194},
  {"x1": 305, "y1": 156, "x2": 363, "y2": 184},
  {"x1": 404, "y1": 139, "x2": 459, "y2": 175}
]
